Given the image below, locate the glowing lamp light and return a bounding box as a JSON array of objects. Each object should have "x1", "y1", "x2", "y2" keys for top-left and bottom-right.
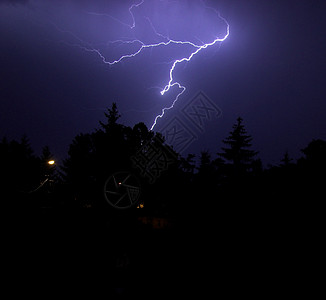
[{"x1": 48, "y1": 160, "x2": 55, "y2": 165}]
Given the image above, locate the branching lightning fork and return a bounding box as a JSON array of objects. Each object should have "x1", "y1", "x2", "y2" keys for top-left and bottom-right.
[{"x1": 70, "y1": 0, "x2": 230, "y2": 130}]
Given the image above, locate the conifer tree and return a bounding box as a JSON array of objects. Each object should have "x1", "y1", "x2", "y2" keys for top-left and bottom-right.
[
  {"x1": 219, "y1": 117, "x2": 258, "y2": 175},
  {"x1": 99, "y1": 102, "x2": 121, "y2": 132},
  {"x1": 280, "y1": 151, "x2": 293, "y2": 167}
]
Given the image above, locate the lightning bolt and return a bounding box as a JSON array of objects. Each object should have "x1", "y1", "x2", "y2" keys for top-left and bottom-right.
[{"x1": 60, "y1": 0, "x2": 230, "y2": 131}]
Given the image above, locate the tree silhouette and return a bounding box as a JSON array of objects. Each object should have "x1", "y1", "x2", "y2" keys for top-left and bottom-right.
[
  {"x1": 179, "y1": 153, "x2": 196, "y2": 176},
  {"x1": 198, "y1": 151, "x2": 213, "y2": 175},
  {"x1": 61, "y1": 103, "x2": 157, "y2": 208},
  {"x1": 218, "y1": 117, "x2": 258, "y2": 176},
  {"x1": 0, "y1": 135, "x2": 40, "y2": 204},
  {"x1": 301, "y1": 139, "x2": 326, "y2": 167},
  {"x1": 99, "y1": 102, "x2": 121, "y2": 132},
  {"x1": 61, "y1": 133, "x2": 96, "y2": 206},
  {"x1": 280, "y1": 151, "x2": 293, "y2": 167},
  {"x1": 297, "y1": 139, "x2": 326, "y2": 195}
]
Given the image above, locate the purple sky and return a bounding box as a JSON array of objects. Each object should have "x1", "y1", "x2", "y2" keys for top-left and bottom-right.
[{"x1": 1, "y1": 0, "x2": 326, "y2": 166}]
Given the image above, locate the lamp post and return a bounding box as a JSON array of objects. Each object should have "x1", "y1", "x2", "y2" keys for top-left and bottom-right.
[{"x1": 47, "y1": 160, "x2": 55, "y2": 166}]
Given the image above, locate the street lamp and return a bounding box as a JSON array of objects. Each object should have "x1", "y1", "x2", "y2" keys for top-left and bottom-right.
[{"x1": 47, "y1": 160, "x2": 55, "y2": 165}]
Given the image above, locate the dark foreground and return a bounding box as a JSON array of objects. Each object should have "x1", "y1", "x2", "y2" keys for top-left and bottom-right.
[{"x1": 4, "y1": 203, "x2": 322, "y2": 296}]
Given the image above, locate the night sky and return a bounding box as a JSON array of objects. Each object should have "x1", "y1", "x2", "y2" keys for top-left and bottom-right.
[{"x1": 1, "y1": 0, "x2": 325, "y2": 166}]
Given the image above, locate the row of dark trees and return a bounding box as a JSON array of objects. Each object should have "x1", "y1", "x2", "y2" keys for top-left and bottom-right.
[
  {"x1": 1, "y1": 103, "x2": 325, "y2": 214},
  {"x1": 0, "y1": 136, "x2": 55, "y2": 203}
]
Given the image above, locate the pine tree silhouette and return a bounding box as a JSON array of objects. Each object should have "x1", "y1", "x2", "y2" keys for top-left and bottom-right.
[
  {"x1": 219, "y1": 117, "x2": 258, "y2": 176},
  {"x1": 99, "y1": 102, "x2": 121, "y2": 133},
  {"x1": 280, "y1": 151, "x2": 293, "y2": 167},
  {"x1": 61, "y1": 103, "x2": 155, "y2": 207}
]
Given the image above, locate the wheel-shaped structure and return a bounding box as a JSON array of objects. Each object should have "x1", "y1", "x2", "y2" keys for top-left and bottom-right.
[{"x1": 103, "y1": 171, "x2": 141, "y2": 209}]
